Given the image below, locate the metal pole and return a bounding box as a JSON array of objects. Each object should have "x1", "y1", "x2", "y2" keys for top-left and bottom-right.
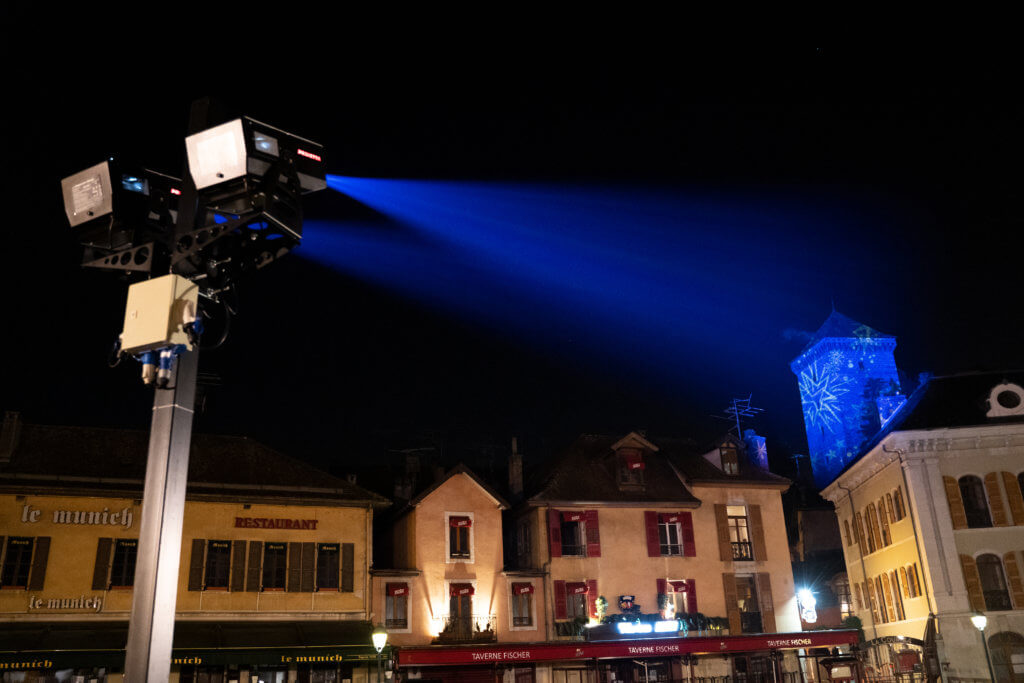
[
  {"x1": 980, "y1": 631, "x2": 996, "y2": 682},
  {"x1": 377, "y1": 650, "x2": 382, "y2": 683},
  {"x1": 124, "y1": 348, "x2": 199, "y2": 681}
]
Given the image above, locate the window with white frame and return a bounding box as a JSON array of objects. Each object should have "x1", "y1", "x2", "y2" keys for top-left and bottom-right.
[
  {"x1": 385, "y1": 582, "x2": 409, "y2": 630},
  {"x1": 446, "y1": 513, "x2": 473, "y2": 562},
  {"x1": 511, "y1": 582, "x2": 535, "y2": 628}
]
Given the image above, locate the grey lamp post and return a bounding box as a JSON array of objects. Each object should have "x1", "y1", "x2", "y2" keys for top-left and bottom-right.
[
  {"x1": 971, "y1": 613, "x2": 997, "y2": 682},
  {"x1": 372, "y1": 624, "x2": 388, "y2": 683}
]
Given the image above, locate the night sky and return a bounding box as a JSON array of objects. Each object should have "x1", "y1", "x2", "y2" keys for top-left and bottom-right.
[{"x1": 4, "y1": 51, "x2": 1022, "y2": 479}]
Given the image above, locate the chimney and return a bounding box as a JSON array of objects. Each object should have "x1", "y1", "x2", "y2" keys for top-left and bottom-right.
[
  {"x1": 509, "y1": 437, "x2": 523, "y2": 499},
  {"x1": 1, "y1": 411, "x2": 22, "y2": 464}
]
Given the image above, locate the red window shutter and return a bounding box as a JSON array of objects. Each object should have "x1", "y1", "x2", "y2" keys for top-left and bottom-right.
[
  {"x1": 645, "y1": 511, "x2": 660, "y2": 557},
  {"x1": 656, "y1": 578, "x2": 668, "y2": 596},
  {"x1": 681, "y1": 511, "x2": 695, "y2": 557},
  {"x1": 554, "y1": 580, "x2": 567, "y2": 619},
  {"x1": 587, "y1": 579, "x2": 598, "y2": 618},
  {"x1": 548, "y1": 509, "x2": 562, "y2": 558},
  {"x1": 686, "y1": 579, "x2": 698, "y2": 613},
  {"x1": 585, "y1": 510, "x2": 601, "y2": 557}
]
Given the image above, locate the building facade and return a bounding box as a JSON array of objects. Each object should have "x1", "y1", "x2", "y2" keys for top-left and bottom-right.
[
  {"x1": 822, "y1": 372, "x2": 1024, "y2": 680},
  {"x1": 0, "y1": 415, "x2": 389, "y2": 682}
]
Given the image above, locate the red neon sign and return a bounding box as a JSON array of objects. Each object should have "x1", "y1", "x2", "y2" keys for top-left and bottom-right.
[
  {"x1": 170, "y1": 188, "x2": 181, "y2": 195},
  {"x1": 297, "y1": 149, "x2": 322, "y2": 162}
]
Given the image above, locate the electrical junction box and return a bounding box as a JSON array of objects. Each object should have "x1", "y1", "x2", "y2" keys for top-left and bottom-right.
[{"x1": 121, "y1": 274, "x2": 198, "y2": 355}]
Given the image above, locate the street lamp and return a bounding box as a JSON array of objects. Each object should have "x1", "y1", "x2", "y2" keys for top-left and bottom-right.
[
  {"x1": 372, "y1": 624, "x2": 388, "y2": 683},
  {"x1": 971, "y1": 613, "x2": 996, "y2": 681}
]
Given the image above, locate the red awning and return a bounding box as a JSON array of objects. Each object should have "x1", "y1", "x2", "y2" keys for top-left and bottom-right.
[
  {"x1": 397, "y1": 629, "x2": 861, "y2": 667},
  {"x1": 659, "y1": 513, "x2": 681, "y2": 524},
  {"x1": 669, "y1": 580, "x2": 688, "y2": 592},
  {"x1": 449, "y1": 516, "x2": 472, "y2": 527},
  {"x1": 450, "y1": 583, "x2": 475, "y2": 596},
  {"x1": 512, "y1": 582, "x2": 534, "y2": 595},
  {"x1": 386, "y1": 582, "x2": 408, "y2": 596},
  {"x1": 566, "y1": 582, "x2": 588, "y2": 595},
  {"x1": 562, "y1": 511, "x2": 585, "y2": 522}
]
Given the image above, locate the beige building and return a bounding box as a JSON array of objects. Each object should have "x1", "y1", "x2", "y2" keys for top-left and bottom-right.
[
  {"x1": 822, "y1": 371, "x2": 1024, "y2": 680},
  {"x1": 0, "y1": 414, "x2": 389, "y2": 682}
]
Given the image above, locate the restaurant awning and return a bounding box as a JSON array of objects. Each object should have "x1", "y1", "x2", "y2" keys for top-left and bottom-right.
[
  {"x1": 397, "y1": 629, "x2": 859, "y2": 667},
  {"x1": 0, "y1": 620, "x2": 388, "y2": 670}
]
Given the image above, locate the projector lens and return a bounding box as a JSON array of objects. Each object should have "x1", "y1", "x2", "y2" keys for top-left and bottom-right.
[
  {"x1": 121, "y1": 175, "x2": 149, "y2": 194},
  {"x1": 253, "y1": 132, "x2": 279, "y2": 156}
]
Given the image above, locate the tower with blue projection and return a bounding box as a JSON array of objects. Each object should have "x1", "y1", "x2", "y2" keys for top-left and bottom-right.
[{"x1": 791, "y1": 311, "x2": 906, "y2": 488}]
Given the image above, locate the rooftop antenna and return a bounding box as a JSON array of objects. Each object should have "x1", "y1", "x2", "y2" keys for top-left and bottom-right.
[{"x1": 712, "y1": 394, "x2": 765, "y2": 438}]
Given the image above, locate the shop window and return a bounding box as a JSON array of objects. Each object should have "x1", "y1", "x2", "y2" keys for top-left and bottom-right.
[
  {"x1": 727, "y1": 505, "x2": 753, "y2": 561},
  {"x1": 204, "y1": 540, "x2": 231, "y2": 589},
  {"x1": 511, "y1": 582, "x2": 534, "y2": 627},
  {"x1": 317, "y1": 543, "x2": 339, "y2": 590},
  {"x1": 262, "y1": 542, "x2": 287, "y2": 590},
  {"x1": 385, "y1": 583, "x2": 409, "y2": 629},
  {"x1": 978, "y1": 553, "x2": 1013, "y2": 611},
  {"x1": 720, "y1": 445, "x2": 739, "y2": 475},
  {"x1": 959, "y1": 475, "x2": 993, "y2": 528},
  {"x1": 448, "y1": 515, "x2": 472, "y2": 561},
  {"x1": 894, "y1": 488, "x2": 907, "y2": 520},
  {"x1": 110, "y1": 539, "x2": 138, "y2": 588},
  {"x1": 1, "y1": 537, "x2": 35, "y2": 588}
]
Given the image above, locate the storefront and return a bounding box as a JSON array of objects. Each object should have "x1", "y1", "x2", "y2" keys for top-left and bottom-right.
[
  {"x1": 396, "y1": 629, "x2": 859, "y2": 682},
  {"x1": 0, "y1": 620, "x2": 391, "y2": 682}
]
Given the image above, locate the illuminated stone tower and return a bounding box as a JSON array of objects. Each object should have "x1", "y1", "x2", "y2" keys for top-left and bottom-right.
[{"x1": 790, "y1": 311, "x2": 906, "y2": 488}]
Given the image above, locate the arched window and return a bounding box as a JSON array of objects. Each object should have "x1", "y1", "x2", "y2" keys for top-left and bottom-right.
[
  {"x1": 855, "y1": 512, "x2": 867, "y2": 553},
  {"x1": 909, "y1": 564, "x2": 922, "y2": 597},
  {"x1": 878, "y1": 497, "x2": 891, "y2": 546},
  {"x1": 894, "y1": 488, "x2": 906, "y2": 520},
  {"x1": 899, "y1": 567, "x2": 912, "y2": 598},
  {"x1": 886, "y1": 493, "x2": 896, "y2": 523},
  {"x1": 959, "y1": 476, "x2": 992, "y2": 528},
  {"x1": 889, "y1": 571, "x2": 905, "y2": 620},
  {"x1": 989, "y1": 631, "x2": 1024, "y2": 681},
  {"x1": 978, "y1": 554, "x2": 1012, "y2": 611},
  {"x1": 865, "y1": 504, "x2": 881, "y2": 553},
  {"x1": 878, "y1": 575, "x2": 893, "y2": 622}
]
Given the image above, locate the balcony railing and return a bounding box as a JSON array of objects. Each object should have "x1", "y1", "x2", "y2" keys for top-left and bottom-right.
[
  {"x1": 984, "y1": 590, "x2": 1013, "y2": 611},
  {"x1": 731, "y1": 541, "x2": 754, "y2": 561},
  {"x1": 434, "y1": 614, "x2": 497, "y2": 643},
  {"x1": 740, "y1": 611, "x2": 763, "y2": 634}
]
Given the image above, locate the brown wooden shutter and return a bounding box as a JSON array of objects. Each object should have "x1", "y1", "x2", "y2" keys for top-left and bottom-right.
[
  {"x1": 959, "y1": 554, "x2": 985, "y2": 611},
  {"x1": 756, "y1": 573, "x2": 775, "y2": 632},
  {"x1": 1001, "y1": 471, "x2": 1024, "y2": 525},
  {"x1": 855, "y1": 512, "x2": 866, "y2": 556},
  {"x1": 645, "y1": 511, "x2": 660, "y2": 556},
  {"x1": 300, "y1": 543, "x2": 315, "y2": 592},
  {"x1": 984, "y1": 472, "x2": 1010, "y2": 527},
  {"x1": 943, "y1": 476, "x2": 968, "y2": 529},
  {"x1": 900, "y1": 567, "x2": 911, "y2": 597},
  {"x1": 188, "y1": 539, "x2": 206, "y2": 591},
  {"x1": 1003, "y1": 551, "x2": 1024, "y2": 609},
  {"x1": 715, "y1": 505, "x2": 732, "y2": 561},
  {"x1": 341, "y1": 542, "x2": 354, "y2": 592},
  {"x1": 749, "y1": 505, "x2": 767, "y2": 561},
  {"x1": 548, "y1": 509, "x2": 562, "y2": 558},
  {"x1": 554, "y1": 580, "x2": 567, "y2": 619},
  {"x1": 585, "y1": 510, "x2": 601, "y2": 558},
  {"x1": 587, "y1": 579, "x2": 598, "y2": 618},
  {"x1": 867, "y1": 504, "x2": 881, "y2": 552},
  {"x1": 92, "y1": 538, "x2": 113, "y2": 590},
  {"x1": 722, "y1": 573, "x2": 741, "y2": 634},
  {"x1": 681, "y1": 512, "x2": 696, "y2": 557},
  {"x1": 28, "y1": 537, "x2": 49, "y2": 591},
  {"x1": 878, "y1": 497, "x2": 891, "y2": 545},
  {"x1": 853, "y1": 583, "x2": 862, "y2": 611},
  {"x1": 246, "y1": 541, "x2": 263, "y2": 592},
  {"x1": 287, "y1": 543, "x2": 302, "y2": 592},
  {"x1": 231, "y1": 541, "x2": 247, "y2": 592}
]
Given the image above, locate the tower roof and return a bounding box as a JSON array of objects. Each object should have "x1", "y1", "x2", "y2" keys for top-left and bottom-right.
[{"x1": 796, "y1": 310, "x2": 895, "y2": 358}]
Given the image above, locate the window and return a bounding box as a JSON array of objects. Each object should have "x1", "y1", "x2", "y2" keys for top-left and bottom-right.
[
  {"x1": 385, "y1": 583, "x2": 409, "y2": 629},
  {"x1": 1, "y1": 537, "x2": 34, "y2": 588},
  {"x1": 667, "y1": 580, "x2": 694, "y2": 615},
  {"x1": 565, "y1": 582, "x2": 588, "y2": 620},
  {"x1": 316, "y1": 543, "x2": 339, "y2": 590},
  {"x1": 893, "y1": 488, "x2": 907, "y2": 520},
  {"x1": 448, "y1": 515, "x2": 472, "y2": 560},
  {"x1": 878, "y1": 498, "x2": 891, "y2": 546},
  {"x1": 864, "y1": 504, "x2": 879, "y2": 553},
  {"x1": 853, "y1": 582, "x2": 863, "y2": 611},
  {"x1": 262, "y1": 542, "x2": 287, "y2": 590},
  {"x1": 855, "y1": 512, "x2": 867, "y2": 552},
  {"x1": 889, "y1": 571, "x2": 905, "y2": 620},
  {"x1": 875, "y1": 576, "x2": 891, "y2": 623},
  {"x1": 978, "y1": 554, "x2": 1013, "y2": 611},
  {"x1": 886, "y1": 493, "x2": 897, "y2": 523},
  {"x1": 720, "y1": 446, "x2": 739, "y2": 475},
  {"x1": 561, "y1": 516, "x2": 585, "y2": 556},
  {"x1": 909, "y1": 563, "x2": 922, "y2": 597},
  {"x1": 617, "y1": 448, "x2": 645, "y2": 486},
  {"x1": 833, "y1": 576, "x2": 852, "y2": 619},
  {"x1": 659, "y1": 516, "x2": 683, "y2": 556},
  {"x1": 959, "y1": 475, "x2": 993, "y2": 528},
  {"x1": 511, "y1": 582, "x2": 534, "y2": 627},
  {"x1": 727, "y1": 505, "x2": 753, "y2": 560},
  {"x1": 204, "y1": 540, "x2": 231, "y2": 589},
  {"x1": 516, "y1": 520, "x2": 531, "y2": 565},
  {"x1": 110, "y1": 539, "x2": 138, "y2": 588},
  {"x1": 735, "y1": 576, "x2": 761, "y2": 633}
]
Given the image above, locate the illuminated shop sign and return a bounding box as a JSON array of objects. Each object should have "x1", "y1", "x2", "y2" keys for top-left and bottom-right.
[
  {"x1": 615, "y1": 621, "x2": 680, "y2": 635},
  {"x1": 20, "y1": 504, "x2": 135, "y2": 529},
  {"x1": 234, "y1": 517, "x2": 319, "y2": 530}
]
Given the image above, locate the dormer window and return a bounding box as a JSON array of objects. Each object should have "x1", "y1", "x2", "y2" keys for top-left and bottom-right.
[
  {"x1": 720, "y1": 445, "x2": 739, "y2": 475},
  {"x1": 617, "y1": 448, "x2": 645, "y2": 487}
]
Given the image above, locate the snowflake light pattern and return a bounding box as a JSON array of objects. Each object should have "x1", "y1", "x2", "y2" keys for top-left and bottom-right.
[{"x1": 799, "y1": 360, "x2": 852, "y2": 432}]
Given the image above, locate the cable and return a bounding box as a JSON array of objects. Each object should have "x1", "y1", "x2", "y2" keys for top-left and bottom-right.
[{"x1": 107, "y1": 337, "x2": 124, "y2": 368}]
